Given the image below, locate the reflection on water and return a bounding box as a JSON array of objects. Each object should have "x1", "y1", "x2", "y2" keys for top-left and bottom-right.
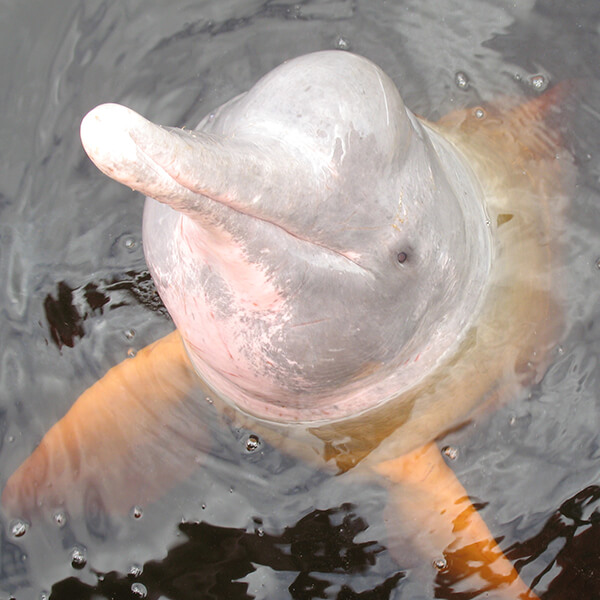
[
  {"x1": 50, "y1": 505, "x2": 405, "y2": 600},
  {"x1": 1, "y1": 0, "x2": 600, "y2": 598},
  {"x1": 43, "y1": 272, "x2": 167, "y2": 350}
]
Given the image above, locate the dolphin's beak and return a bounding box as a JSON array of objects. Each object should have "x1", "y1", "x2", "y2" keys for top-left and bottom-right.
[{"x1": 80, "y1": 103, "x2": 305, "y2": 221}]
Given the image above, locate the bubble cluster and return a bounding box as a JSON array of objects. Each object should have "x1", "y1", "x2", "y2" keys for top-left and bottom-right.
[
  {"x1": 286, "y1": 4, "x2": 302, "y2": 19},
  {"x1": 129, "y1": 564, "x2": 143, "y2": 578}
]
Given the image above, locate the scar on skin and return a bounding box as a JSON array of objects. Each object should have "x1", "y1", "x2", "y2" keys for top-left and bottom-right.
[{"x1": 391, "y1": 192, "x2": 406, "y2": 230}]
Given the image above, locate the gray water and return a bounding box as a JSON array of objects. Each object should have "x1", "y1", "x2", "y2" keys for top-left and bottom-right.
[{"x1": 1, "y1": 0, "x2": 600, "y2": 598}]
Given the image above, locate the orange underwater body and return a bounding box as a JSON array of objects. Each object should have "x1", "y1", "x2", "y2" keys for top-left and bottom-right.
[{"x1": 2, "y1": 59, "x2": 574, "y2": 599}]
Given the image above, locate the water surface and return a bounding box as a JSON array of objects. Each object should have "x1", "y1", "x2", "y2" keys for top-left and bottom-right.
[{"x1": 1, "y1": 0, "x2": 600, "y2": 598}]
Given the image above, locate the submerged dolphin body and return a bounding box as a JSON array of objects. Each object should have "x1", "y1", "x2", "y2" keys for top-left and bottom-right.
[{"x1": 3, "y1": 52, "x2": 573, "y2": 598}]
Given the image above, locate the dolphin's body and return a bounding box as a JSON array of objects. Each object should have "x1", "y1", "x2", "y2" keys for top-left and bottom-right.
[
  {"x1": 3, "y1": 52, "x2": 573, "y2": 598},
  {"x1": 83, "y1": 52, "x2": 492, "y2": 424}
]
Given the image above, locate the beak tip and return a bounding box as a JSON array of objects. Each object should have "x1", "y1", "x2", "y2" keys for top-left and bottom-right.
[{"x1": 80, "y1": 103, "x2": 141, "y2": 174}]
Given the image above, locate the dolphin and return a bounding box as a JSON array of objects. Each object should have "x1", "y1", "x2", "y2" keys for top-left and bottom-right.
[{"x1": 2, "y1": 51, "x2": 573, "y2": 598}]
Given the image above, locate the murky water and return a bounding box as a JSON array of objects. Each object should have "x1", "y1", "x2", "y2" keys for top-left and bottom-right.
[{"x1": 1, "y1": 0, "x2": 600, "y2": 598}]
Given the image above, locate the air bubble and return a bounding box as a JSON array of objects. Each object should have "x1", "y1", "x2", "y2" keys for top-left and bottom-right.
[
  {"x1": 256, "y1": 527, "x2": 265, "y2": 537},
  {"x1": 595, "y1": 257, "x2": 600, "y2": 270},
  {"x1": 454, "y1": 71, "x2": 470, "y2": 90},
  {"x1": 131, "y1": 505, "x2": 143, "y2": 520},
  {"x1": 529, "y1": 74, "x2": 548, "y2": 91},
  {"x1": 123, "y1": 237, "x2": 137, "y2": 251},
  {"x1": 124, "y1": 328, "x2": 136, "y2": 340},
  {"x1": 7, "y1": 435, "x2": 14, "y2": 443},
  {"x1": 433, "y1": 558, "x2": 448, "y2": 571},
  {"x1": 127, "y1": 348, "x2": 137, "y2": 358},
  {"x1": 245, "y1": 434, "x2": 261, "y2": 452},
  {"x1": 442, "y1": 446, "x2": 458, "y2": 461},
  {"x1": 201, "y1": 503, "x2": 206, "y2": 510},
  {"x1": 335, "y1": 36, "x2": 351, "y2": 51},
  {"x1": 474, "y1": 107, "x2": 485, "y2": 120},
  {"x1": 9, "y1": 519, "x2": 29, "y2": 538},
  {"x1": 39, "y1": 592, "x2": 49, "y2": 600},
  {"x1": 53, "y1": 510, "x2": 67, "y2": 527},
  {"x1": 131, "y1": 583, "x2": 147, "y2": 598},
  {"x1": 129, "y1": 564, "x2": 143, "y2": 577},
  {"x1": 70, "y1": 545, "x2": 87, "y2": 569}
]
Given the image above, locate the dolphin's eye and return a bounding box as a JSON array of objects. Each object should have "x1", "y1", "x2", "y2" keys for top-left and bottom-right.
[{"x1": 397, "y1": 251, "x2": 408, "y2": 264}]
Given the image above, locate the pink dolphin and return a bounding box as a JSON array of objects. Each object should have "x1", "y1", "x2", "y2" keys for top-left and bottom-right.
[{"x1": 3, "y1": 51, "x2": 573, "y2": 598}]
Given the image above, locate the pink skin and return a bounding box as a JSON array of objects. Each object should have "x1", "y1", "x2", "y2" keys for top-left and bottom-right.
[
  {"x1": 169, "y1": 217, "x2": 291, "y2": 403},
  {"x1": 2, "y1": 53, "x2": 570, "y2": 600},
  {"x1": 80, "y1": 51, "x2": 492, "y2": 422}
]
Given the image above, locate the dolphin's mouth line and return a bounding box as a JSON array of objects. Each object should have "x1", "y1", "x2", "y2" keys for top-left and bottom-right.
[
  {"x1": 203, "y1": 191, "x2": 373, "y2": 276},
  {"x1": 134, "y1": 137, "x2": 372, "y2": 276},
  {"x1": 237, "y1": 208, "x2": 372, "y2": 275}
]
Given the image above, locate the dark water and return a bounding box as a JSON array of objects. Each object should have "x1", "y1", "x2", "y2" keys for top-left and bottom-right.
[{"x1": 1, "y1": 0, "x2": 600, "y2": 598}]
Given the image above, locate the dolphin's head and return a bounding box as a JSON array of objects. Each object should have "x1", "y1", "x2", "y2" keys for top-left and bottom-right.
[{"x1": 80, "y1": 51, "x2": 491, "y2": 422}]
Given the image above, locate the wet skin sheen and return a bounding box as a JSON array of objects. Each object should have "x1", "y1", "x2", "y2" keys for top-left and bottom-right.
[{"x1": 3, "y1": 51, "x2": 573, "y2": 599}]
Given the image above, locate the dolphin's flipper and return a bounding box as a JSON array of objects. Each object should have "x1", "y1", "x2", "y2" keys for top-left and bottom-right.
[
  {"x1": 2, "y1": 332, "x2": 206, "y2": 518},
  {"x1": 374, "y1": 443, "x2": 538, "y2": 599},
  {"x1": 2, "y1": 334, "x2": 539, "y2": 597}
]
